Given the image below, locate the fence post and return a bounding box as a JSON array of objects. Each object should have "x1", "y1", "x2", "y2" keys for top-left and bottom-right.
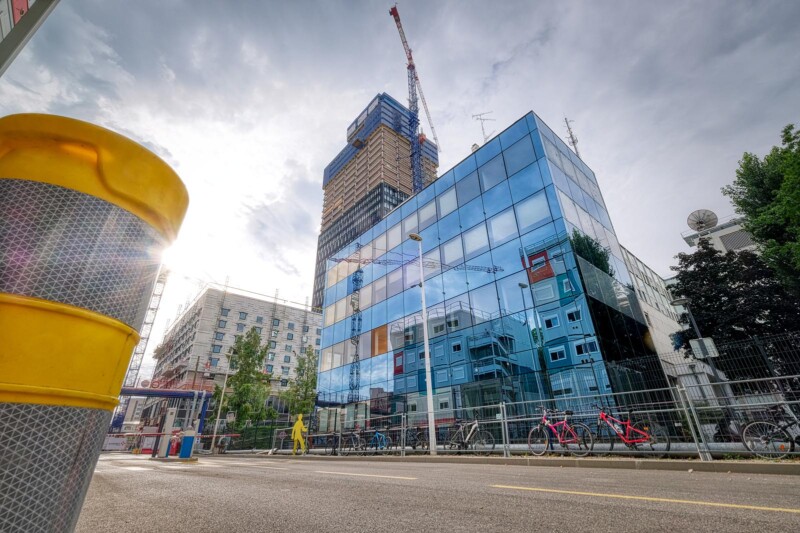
[
  {"x1": 500, "y1": 402, "x2": 510, "y2": 458},
  {"x1": 401, "y1": 413, "x2": 407, "y2": 458},
  {"x1": 679, "y1": 386, "x2": 712, "y2": 461}
]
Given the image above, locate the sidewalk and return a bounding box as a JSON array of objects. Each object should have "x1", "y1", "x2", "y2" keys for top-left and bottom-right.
[{"x1": 252, "y1": 453, "x2": 800, "y2": 476}]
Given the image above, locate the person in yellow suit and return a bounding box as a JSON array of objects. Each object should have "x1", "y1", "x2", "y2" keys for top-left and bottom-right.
[{"x1": 291, "y1": 414, "x2": 308, "y2": 455}]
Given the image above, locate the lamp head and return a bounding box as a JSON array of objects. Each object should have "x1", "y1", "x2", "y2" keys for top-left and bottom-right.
[{"x1": 408, "y1": 233, "x2": 422, "y2": 242}]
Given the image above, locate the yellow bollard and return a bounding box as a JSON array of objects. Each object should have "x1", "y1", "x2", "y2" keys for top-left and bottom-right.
[{"x1": 0, "y1": 114, "x2": 188, "y2": 532}]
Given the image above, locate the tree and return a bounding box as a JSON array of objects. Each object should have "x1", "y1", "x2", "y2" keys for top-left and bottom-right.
[
  {"x1": 669, "y1": 239, "x2": 800, "y2": 347},
  {"x1": 225, "y1": 326, "x2": 272, "y2": 426},
  {"x1": 569, "y1": 229, "x2": 614, "y2": 277},
  {"x1": 281, "y1": 345, "x2": 318, "y2": 417},
  {"x1": 722, "y1": 124, "x2": 800, "y2": 296}
]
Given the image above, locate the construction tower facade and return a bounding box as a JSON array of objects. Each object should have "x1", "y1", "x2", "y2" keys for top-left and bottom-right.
[{"x1": 312, "y1": 93, "x2": 438, "y2": 310}]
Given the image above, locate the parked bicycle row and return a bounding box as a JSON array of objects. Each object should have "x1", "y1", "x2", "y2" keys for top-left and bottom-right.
[{"x1": 298, "y1": 377, "x2": 800, "y2": 460}]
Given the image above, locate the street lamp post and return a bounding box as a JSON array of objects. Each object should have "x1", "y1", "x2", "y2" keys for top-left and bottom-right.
[
  {"x1": 518, "y1": 282, "x2": 546, "y2": 405},
  {"x1": 409, "y1": 233, "x2": 437, "y2": 455}
]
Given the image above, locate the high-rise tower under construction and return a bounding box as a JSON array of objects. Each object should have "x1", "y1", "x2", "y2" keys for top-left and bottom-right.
[{"x1": 311, "y1": 93, "x2": 438, "y2": 309}]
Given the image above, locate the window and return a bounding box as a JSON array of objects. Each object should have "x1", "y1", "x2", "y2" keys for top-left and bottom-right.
[
  {"x1": 254, "y1": 327, "x2": 262, "y2": 335},
  {"x1": 220, "y1": 308, "x2": 230, "y2": 317},
  {"x1": 268, "y1": 352, "x2": 275, "y2": 361},
  {"x1": 533, "y1": 284, "x2": 555, "y2": 301},
  {"x1": 567, "y1": 309, "x2": 582, "y2": 323},
  {"x1": 543, "y1": 315, "x2": 560, "y2": 329},
  {"x1": 212, "y1": 344, "x2": 222, "y2": 353},
  {"x1": 562, "y1": 279, "x2": 573, "y2": 292},
  {"x1": 269, "y1": 341, "x2": 276, "y2": 349},
  {"x1": 515, "y1": 191, "x2": 551, "y2": 234},
  {"x1": 316, "y1": 328, "x2": 322, "y2": 335},
  {"x1": 281, "y1": 379, "x2": 288, "y2": 387},
  {"x1": 273, "y1": 319, "x2": 280, "y2": 326},
  {"x1": 451, "y1": 342, "x2": 462, "y2": 353},
  {"x1": 214, "y1": 332, "x2": 224, "y2": 340},
  {"x1": 239, "y1": 311, "x2": 248, "y2": 320},
  {"x1": 315, "y1": 338, "x2": 321, "y2": 345},
  {"x1": 433, "y1": 324, "x2": 445, "y2": 334},
  {"x1": 217, "y1": 320, "x2": 227, "y2": 328},
  {"x1": 644, "y1": 312, "x2": 652, "y2": 326},
  {"x1": 439, "y1": 400, "x2": 450, "y2": 410},
  {"x1": 288, "y1": 322, "x2": 295, "y2": 330},
  {"x1": 410, "y1": 404, "x2": 417, "y2": 412},
  {"x1": 285, "y1": 344, "x2": 292, "y2": 351},
  {"x1": 256, "y1": 316, "x2": 263, "y2": 324},
  {"x1": 236, "y1": 323, "x2": 245, "y2": 332},
  {"x1": 487, "y1": 208, "x2": 518, "y2": 247},
  {"x1": 287, "y1": 333, "x2": 294, "y2": 340},
  {"x1": 271, "y1": 330, "x2": 278, "y2": 337},
  {"x1": 549, "y1": 347, "x2": 566, "y2": 362},
  {"x1": 210, "y1": 357, "x2": 219, "y2": 367},
  {"x1": 314, "y1": 349, "x2": 320, "y2": 357},
  {"x1": 266, "y1": 364, "x2": 273, "y2": 373},
  {"x1": 418, "y1": 350, "x2": 426, "y2": 359},
  {"x1": 437, "y1": 187, "x2": 457, "y2": 218},
  {"x1": 303, "y1": 325, "x2": 309, "y2": 333},
  {"x1": 301, "y1": 335, "x2": 308, "y2": 342},
  {"x1": 284, "y1": 355, "x2": 291, "y2": 363},
  {"x1": 446, "y1": 318, "x2": 460, "y2": 329},
  {"x1": 576, "y1": 340, "x2": 599, "y2": 355},
  {"x1": 281, "y1": 366, "x2": 290, "y2": 375}
]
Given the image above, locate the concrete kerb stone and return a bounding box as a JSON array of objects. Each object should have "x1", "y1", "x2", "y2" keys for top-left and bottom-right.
[{"x1": 227, "y1": 453, "x2": 800, "y2": 476}]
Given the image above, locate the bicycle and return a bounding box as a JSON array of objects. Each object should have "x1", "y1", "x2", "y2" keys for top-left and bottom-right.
[
  {"x1": 405, "y1": 427, "x2": 429, "y2": 452},
  {"x1": 366, "y1": 427, "x2": 393, "y2": 454},
  {"x1": 527, "y1": 407, "x2": 593, "y2": 457},
  {"x1": 742, "y1": 405, "x2": 799, "y2": 460},
  {"x1": 342, "y1": 431, "x2": 366, "y2": 456},
  {"x1": 593, "y1": 404, "x2": 670, "y2": 458},
  {"x1": 322, "y1": 434, "x2": 340, "y2": 456},
  {"x1": 447, "y1": 419, "x2": 495, "y2": 456}
]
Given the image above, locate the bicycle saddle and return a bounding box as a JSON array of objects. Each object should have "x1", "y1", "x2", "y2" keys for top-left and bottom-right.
[{"x1": 564, "y1": 410, "x2": 574, "y2": 416}]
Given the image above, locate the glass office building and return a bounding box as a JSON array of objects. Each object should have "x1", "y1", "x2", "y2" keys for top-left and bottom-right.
[{"x1": 318, "y1": 112, "x2": 661, "y2": 420}]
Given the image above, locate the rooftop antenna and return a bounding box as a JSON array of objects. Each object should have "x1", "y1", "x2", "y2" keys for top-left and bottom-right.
[
  {"x1": 564, "y1": 117, "x2": 580, "y2": 157},
  {"x1": 472, "y1": 111, "x2": 496, "y2": 144},
  {"x1": 687, "y1": 209, "x2": 718, "y2": 232}
]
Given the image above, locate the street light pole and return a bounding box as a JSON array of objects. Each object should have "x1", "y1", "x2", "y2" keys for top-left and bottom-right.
[
  {"x1": 518, "y1": 283, "x2": 546, "y2": 404},
  {"x1": 409, "y1": 233, "x2": 437, "y2": 455},
  {"x1": 671, "y1": 297, "x2": 723, "y2": 383}
]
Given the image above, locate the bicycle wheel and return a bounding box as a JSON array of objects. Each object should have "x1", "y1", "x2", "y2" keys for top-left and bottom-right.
[
  {"x1": 565, "y1": 422, "x2": 593, "y2": 457},
  {"x1": 632, "y1": 420, "x2": 670, "y2": 458},
  {"x1": 527, "y1": 425, "x2": 550, "y2": 456},
  {"x1": 472, "y1": 430, "x2": 495, "y2": 456},
  {"x1": 416, "y1": 431, "x2": 429, "y2": 452},
  {"x1": 384, "y1": 436, "x2": 393, "y2": 453},
  {"x1": 357, "y1": 437, "x2": 367, "y2": 456},
  {"x1": 447, "y1": 431, "x2": 464, "y2": 453},
  {"x1": 344, "y1": 436, "x2": 359, "y2": 456},
  {"x1": 324, "y1": 437, "x2": 334, "y2": 456},
  {"x1": 593, "y1": 424, "x2": 616, "y2": 456},
  {"x1": 742, "y1": 421, "x2": 794, "y2": 460}
]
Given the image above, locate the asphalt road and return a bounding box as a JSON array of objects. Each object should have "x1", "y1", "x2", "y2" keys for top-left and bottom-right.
[{"x1": 75, "y1": 454, "x2": 800, "y2": 532}]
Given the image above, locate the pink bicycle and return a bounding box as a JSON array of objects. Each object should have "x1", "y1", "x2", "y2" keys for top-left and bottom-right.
[{"x1": 528, "y1": 407, "x2": 593, "y2": 456}]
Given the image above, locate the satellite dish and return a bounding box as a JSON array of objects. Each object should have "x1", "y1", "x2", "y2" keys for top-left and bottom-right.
[
  {"x1": 140, "y1": 379, "x2": 151, "y2": 388},
  {"x1": 687, "y1": 209, "x2": 718, "y2": 232}
]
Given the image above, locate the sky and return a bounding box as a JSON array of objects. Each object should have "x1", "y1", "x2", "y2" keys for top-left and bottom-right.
[{"x1": 2, "y1": 0, "x2": 798, "y2": 379}]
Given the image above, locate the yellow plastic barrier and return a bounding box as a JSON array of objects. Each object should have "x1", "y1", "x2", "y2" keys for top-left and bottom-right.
[{"x1": 0, "y1": 114, "x2": 188, "y2": 533}]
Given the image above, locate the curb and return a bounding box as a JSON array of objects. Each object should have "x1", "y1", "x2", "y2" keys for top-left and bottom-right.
[{"x1": 225, "y1": 453, "x2": 800, "y2": 476}]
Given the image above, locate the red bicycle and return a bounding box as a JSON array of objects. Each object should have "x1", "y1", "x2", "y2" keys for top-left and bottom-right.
[
  {"x1": 593, "y1": 404, "x2": 670, "y2": 457},
  {"x1": 528, "y1": 407, "x2": 593, "y2": 457}
]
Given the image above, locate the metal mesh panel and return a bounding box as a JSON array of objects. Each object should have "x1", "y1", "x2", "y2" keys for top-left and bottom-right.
[
  {"x1": 0, "y1": 403, "x2": 111, "y2": 533},
  {"x1": 0, "y1": 178, "x2": 165, "y2": 329}
]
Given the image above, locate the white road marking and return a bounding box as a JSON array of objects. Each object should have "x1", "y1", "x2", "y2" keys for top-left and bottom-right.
[{"x1": 315, "y1": 470, "x2": 416, "y2": 480}]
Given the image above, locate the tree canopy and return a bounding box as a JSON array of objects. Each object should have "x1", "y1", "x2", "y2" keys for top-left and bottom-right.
[
  {"x1": 280, "y1": 345, "x2": 318, "y2": 417},
  {"x1": 669, "y1": 239, "x2": 800, "y2": 346},
  {"x1": 224, "y1": 326, "x2": 272, "y2": 426},
  {"x1": 722, "y1": 124, "x2": 800, "y2": 295}
]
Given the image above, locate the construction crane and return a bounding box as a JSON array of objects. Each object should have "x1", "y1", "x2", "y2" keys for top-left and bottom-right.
[
  {"x1": 390, "y1": 4, "x2": 440, "y2": 194},
  {"x1": 331, "y1": 248, "x2": 503, "y2": 404}
]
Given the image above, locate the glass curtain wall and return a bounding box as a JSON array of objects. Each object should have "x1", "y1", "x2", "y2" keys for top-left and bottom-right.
[{"x1": 318, "y1": 112, "x2": 660, "y2": 419}]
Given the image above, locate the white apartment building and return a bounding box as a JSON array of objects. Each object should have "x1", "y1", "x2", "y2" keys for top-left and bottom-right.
[{"x1": 150, "y1": 286, "x2": 322, "y2": 403}]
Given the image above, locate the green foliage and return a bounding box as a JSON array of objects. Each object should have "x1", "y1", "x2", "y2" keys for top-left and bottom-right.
[
  {"x1": 280, "y1": 345, "x2": 318, "y2": 417},
  {"x1": 723, "y1": 124, "x2": 800, "y2": 295},
  {"x1": 669, "y1": 239, "x2": 800, "y2": 347},
  {"x1": 569, "y1": 229, "x2": 615, "y2": 277},
  {"x1": 225, "y1": 326, "x2": 271, "y2": 427}
]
